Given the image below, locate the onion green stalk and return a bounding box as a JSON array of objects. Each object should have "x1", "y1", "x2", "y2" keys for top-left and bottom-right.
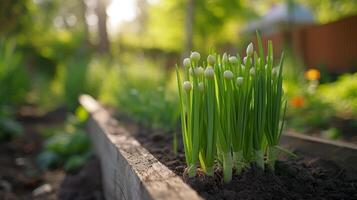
[
  {"x1": 214, "y1": 54, "x2": 236, "y2": 182},
  {"x1": 251, "y1": 35, "x2": 267, "y2": 170},
  {"x1": 176, "y1": 62, "x2": 198, "y2": 177},
  {"x1": 264, "y1": 41, "x2": 287, "y2": 170},
  {"x1": 198, "y1": 59, "x2": 216, "y2": 176},
  {"x1": 175, "y1": 33, "x2": 287, "y2": 182},
  {"x1": 232, "y1": 55, "x2": 252, "y2": 175}
]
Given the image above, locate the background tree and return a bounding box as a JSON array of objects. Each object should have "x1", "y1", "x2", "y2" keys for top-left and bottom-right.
[{"x1": 96, "y1": 0, "x2": 110, "y2": 54}]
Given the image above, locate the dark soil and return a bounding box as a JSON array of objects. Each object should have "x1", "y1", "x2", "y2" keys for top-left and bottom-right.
[
  {"x1": 118, "y1": 116, "x2": 357, "y2": 200},
  {"x1": 0, "y1": 107, "x2": 66, "y2": 200},
  {"x1": 59, "y1": 158, "x2": 104, "y2": 200},
  {"x1": 0, "y1": 106, "x2": 104, "y2": 200}
]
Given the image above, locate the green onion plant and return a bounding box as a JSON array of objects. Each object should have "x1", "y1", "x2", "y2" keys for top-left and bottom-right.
[{"x1": 176, "y1": 32, "x2": 287, "y2": 183}]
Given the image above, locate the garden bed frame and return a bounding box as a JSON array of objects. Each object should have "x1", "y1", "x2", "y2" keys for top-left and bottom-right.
[
  {"x1": 281, "y1": 130, "x2": 357, "y2": 177},
  {"x1": 79, "y1": 95, "x2": 202, "y2": 200},
  {"x1": 79, "y1": 94, "x2": 357, "y2": 200}
]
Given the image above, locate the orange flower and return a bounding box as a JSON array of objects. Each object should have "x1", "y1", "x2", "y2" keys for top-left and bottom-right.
[
  {"x1": 305, "y1": 69, "x2": 320, "y2": 81},
  {"x1": 291, "y1": 96, "x2": 304, "y2": 108}
]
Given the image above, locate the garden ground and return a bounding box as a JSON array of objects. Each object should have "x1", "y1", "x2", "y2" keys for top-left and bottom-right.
[
  {"x1": 0, "y1": 106, "x2": 103, "y2": 200},
  {"x1": 116, "y1": 109, "x2": 357, "y2": 200}
]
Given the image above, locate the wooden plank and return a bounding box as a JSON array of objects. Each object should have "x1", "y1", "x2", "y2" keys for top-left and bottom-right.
[
  {"x1": 281, "y1": 131, "x2": 357, "y2": 176},
  {"x1": 79, "y1": 95, "x2": 202, "y2": 200}
]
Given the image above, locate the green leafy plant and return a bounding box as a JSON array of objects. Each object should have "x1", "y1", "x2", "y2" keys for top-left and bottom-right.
[
  {"x1": 0, "y1": 107, "x2": 23, "y2": 141},
  {"x1": 287, "y1": 94, "x2": 335, "y2": 131},
  {"x1": 322, "y1": 127, "x2": 340, "y2": 140},
  {"x1": 106, "y1": 60, "x2": 180, "y2": 132},
  {"x1": 37, "y1": 107, "x2": 91, "y2": 172},
  {"x1": 0, "y1": 38, "x2": 27, "y2": 141},
  {"x1": 176, "y1": 32, "x2": 287, "y2": 183},
  {"x1": 0, "y1": 38, "x2": 29, "y2": 105},
  {"x1": 318, "y1": 73, "x2": 357, "y2": 118},
  {"x1": 62, "y1": 56, "x2": 90, "y2": 111}
]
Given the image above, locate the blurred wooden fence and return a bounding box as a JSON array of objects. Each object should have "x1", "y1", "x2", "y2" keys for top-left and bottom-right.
[{"x1": 259, "y1": 15, "x2": 357, "y2": 74}]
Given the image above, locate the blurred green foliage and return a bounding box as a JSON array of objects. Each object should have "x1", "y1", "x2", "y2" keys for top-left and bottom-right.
[
  {"x1": 0, "y1": 0, "x2": 32, "y2": 35},
  {"x1": 286, "y1": 94, "x2": 335, "y2": 131},
  {"x1": 283, "y1": 54, "x2": 335, "y2": 131},
  {"x1": 119, "y1": 0, "x2": 253, "y2": 54},
  {"x1": 318, "y1": 73, "x2": 357, "y2": 118},
  {"x1": 0, "y1": 39, "x2": 27, "y2": 141},
  {"x1": 37, "y1": 107, "x2": 91, "y2": 172},
  {"x1": 62, "y1": 56, "x2": 90, "y2": 110},
  {"x1": 250, "y1": 0, "x2": 357, "y2": 23},
  {"x1": 0, "y1": 0, "x2": 91, "y2": 113},
  {"x1": 120, "y1": 0, "x2": 357, "y2": 55},
  {"x1": 322, "y1": 127, "x2": 341, "y2": 140},
  {"x1": 282, "y1": 53, "x2": 356, "y2": 138},
  {"x1": 98, "y1": 57, "x2": 180, "y2": 132},
  {"x1": 0, "y1": 39, "x2": 29, "y2": 105},
  {"x1": 0, "y1": 0, "x2": 356, "y2": 142},
  {"x1": 30, "y1": 55, "x2": 110, "y2": 112},
  {"x1": 301, "y1": 0, "x2": 357, "y2": 23},
  {"x1": 0, "y1": 108, "x2": 23, "y2": 141}
]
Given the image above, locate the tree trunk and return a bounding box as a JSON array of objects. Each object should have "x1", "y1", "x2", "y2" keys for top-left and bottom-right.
[
  {"x1": 96, "y1": 0, "x2": 110, "y2": 54},
  {"x1": 80, "y1": 0, "x2": 91, "y2": 51},
  {"x1": 183, "y1": 0, "x2": 194, "y2": 58}
]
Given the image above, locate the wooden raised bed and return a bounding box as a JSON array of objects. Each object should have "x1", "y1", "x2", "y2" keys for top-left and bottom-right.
[
  {"x1": 281, "y1": 131, "x2": 357, "y2": 177},
  {"x1": 79, "y1": 95, "x2": 202, "y2": 200},
  {"x1": 79, "y1": 94, "x2": 357, "y2": 200}
]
